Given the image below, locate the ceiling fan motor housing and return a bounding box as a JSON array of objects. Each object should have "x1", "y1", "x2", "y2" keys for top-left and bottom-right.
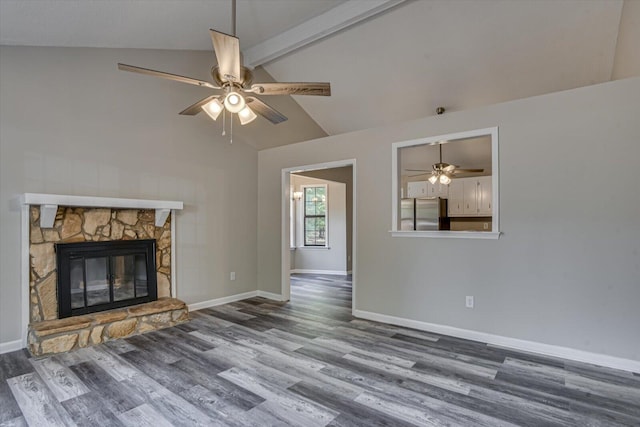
[{"x1": 211, "y1": 65, "x2": 253, "y2": 88}]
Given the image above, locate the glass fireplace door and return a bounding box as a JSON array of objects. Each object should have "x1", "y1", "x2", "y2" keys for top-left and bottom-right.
[{"x1": 56, "y1": 240, "x2": 158, "y2": 318}]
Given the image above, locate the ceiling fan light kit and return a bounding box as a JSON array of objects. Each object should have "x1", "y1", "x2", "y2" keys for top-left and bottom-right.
[
  {"x1": 238, "y1": 105, "x2": 257, "y2": 125},
  {"x1": 223, "y1": 90, "x2": 246, "y2": 113},
  {"x1": 202, "y1": 98, "x2": 224, "y2": 121},
  {"x1": 117, "y1": 0, "x2": 330, "y2": 142}
]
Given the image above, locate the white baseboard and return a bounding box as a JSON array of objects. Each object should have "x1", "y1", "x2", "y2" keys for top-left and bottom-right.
[
  {"x1": 188, "y1": 291, "x2": 258, "y2": 311},
  {"x1": 353, "y1": 309, "x2": 640, "y2": 373},
  {"x1": 257, "y1": 290, "x2": 286, "y2": 301},
  {"x1": 291, "y1": 269, "x2": 348, "y2": 275},
  {"x1": 188, "y1": 290, "x2": 286, "y2": 312},
  {"x1": 0, "y1": 339, "x2": 23, "y2": 355}
]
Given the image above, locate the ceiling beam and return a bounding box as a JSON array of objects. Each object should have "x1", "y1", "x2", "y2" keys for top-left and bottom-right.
[{"x1": 242, "y1": 0, "x2": 406, "y2": 69}]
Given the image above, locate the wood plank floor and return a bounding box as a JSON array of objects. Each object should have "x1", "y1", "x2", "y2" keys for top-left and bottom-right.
[{"x1": 1, "y1": 273, "x2": 639, "y2": 426}]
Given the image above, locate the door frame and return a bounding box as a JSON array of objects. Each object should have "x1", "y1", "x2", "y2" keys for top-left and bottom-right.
[{"x1": 281, "y1": 159, "x2": 356, "y2": 312}]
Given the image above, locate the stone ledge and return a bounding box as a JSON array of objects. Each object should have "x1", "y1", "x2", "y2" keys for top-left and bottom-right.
[{"x1": 28, "y1": 298, "x2": 188, "y2": 356}]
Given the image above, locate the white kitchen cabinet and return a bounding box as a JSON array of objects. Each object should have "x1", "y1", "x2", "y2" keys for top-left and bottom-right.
[
  {"x1": 477, "y1": 176, "x2": 492, "y2": 215},
  {"x1": 448, "y1": 180, "x2": 464, "y2": 215},
  {"x1": 463, "y1": 180, "x2": 478, "y2": 215},
  {"x1": 426, "y1": 182, "x2": 449, "y2": 198},
  {"x1": 406, "y1": 181, "x2": 428, "y2": 198},
  {"x1": 448, "y1": 176, "x2": 492, "y2": 217}
]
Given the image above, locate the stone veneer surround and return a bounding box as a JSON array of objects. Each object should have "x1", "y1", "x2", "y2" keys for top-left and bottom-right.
[
  {"x1": 29, "y1": 206, "x2": 172, "y2": 322},
  {"x1": 26, "y1": 205, "x2": 185, "y2": 356}
]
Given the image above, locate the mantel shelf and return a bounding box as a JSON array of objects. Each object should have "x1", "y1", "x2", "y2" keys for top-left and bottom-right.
[{"x1": 21, "y1": 193, "x2": 183, "y2": 228}]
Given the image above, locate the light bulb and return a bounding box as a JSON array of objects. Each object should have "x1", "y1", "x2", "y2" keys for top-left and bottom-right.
[
  {"x1": 238, "y1": 106, "x2": 257, "y2": 125},
  {"x1": 224, "y1": 91, "x2": 246, "y2": 113},
  {"x1": 428, "y1": 174, "x2": 438, "y2": 184},
  {"x1": 201, "y1": 98, "x2": 223, "y2": 121},
  {"x1": 439, "y1": 174, "x2": 451, "y2": 185}
]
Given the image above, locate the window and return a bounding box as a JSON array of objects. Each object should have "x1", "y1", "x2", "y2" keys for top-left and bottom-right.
[
  {"x1": 303, "y1": 185, "x2": 327, "y2": 246},
  {"x1": 391, "y1": 127, "x2": 500, "y2": 239}
]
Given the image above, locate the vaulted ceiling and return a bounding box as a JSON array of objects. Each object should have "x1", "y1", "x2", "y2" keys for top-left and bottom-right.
[{"x1": 1, "y1": 0, "x2": 638, "y2": 150}]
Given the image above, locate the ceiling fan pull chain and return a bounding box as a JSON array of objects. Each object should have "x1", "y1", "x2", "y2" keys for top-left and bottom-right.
[
  {"x1": 230, "y1": 111, "x2": 234, "y2": 144},
  {"x1": 222, "y1": 108, "x2": 226, "y2": 136}
]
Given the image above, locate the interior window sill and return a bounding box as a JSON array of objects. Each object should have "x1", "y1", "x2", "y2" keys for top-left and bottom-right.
[
  {"x1": 296, "y1": 246, "x2": 331, "y2": 250},
  {"x1": 390, "y1": 230, "x2": 501, "y2": 240}
]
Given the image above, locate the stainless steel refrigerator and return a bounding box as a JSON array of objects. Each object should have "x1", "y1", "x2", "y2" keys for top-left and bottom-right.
[
  {"x1": 400, "y1": 198, "x2": 415, "y2": 230},
  {"x1": 401, "y1": 198, "x2": 449, "y2": 231}
]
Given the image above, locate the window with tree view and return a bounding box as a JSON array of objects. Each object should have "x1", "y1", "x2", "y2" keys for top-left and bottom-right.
[{"x1": 304, "y1": 186, "x2": 327, "y2": 246}]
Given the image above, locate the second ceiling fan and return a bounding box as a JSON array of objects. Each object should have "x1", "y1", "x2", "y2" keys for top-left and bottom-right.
[
  {"x1": 406, "y1": 144, "x2": 484, "y2": 185},
  {"x1": 118, "y1": 0, "x2": 330, "y2": 127}
]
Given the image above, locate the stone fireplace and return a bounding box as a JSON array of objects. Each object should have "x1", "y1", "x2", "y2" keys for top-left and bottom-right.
[{"x1": 22, "y1": 194, "x2": 187, "y2": 356}]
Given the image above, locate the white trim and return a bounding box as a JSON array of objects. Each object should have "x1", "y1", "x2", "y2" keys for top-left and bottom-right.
[
  {"x1": 155, "y1": 209, "x2": 171, "y2": 227},
  {"x1": 294, "y1": 246, "x2": 332, "y2": 250},
  {"x1": 243, "y1": 0, "x2": 405, "y2": 68},
  {"x1": 39, "y1": 204, "x2": 58, "y2": 228},
  {"x1": 282, "y1": 171, "x2": 292, "y2": 302},
  {"x1": 391, "y1": 127, "x2": 500, "y2": 236},
  {"x1": 188, "y1": 291, "x2": 258, "y2": 311},
  {"x1": 21, "y1": 204, "x2": 29, "y2": 348},
  {"x1": 353, "y1": 309, "x2": 640, "y2": 373},
  {"x1": 188, "y1": 290, "x2": 284, "y2": 311},
  {"x1": 0, "y1": 339, "x2": 23, "y2": 355},
  {"x1": 291, "y1": 269, "x2": 349, "y2": 275},
  {"x1": 21, "y1": 193, "x2": 183, "y2": 211},
  {"x1": 282, "y1": 158, "x2": 357, "y2": 313},
  {"x1": 170, "y1": 209, "x2": 177, "y2": 298},
  {"x1": 390, "y1": 231, "x2": 501, "y2": 240},
  {"x1": 257, "y1": 290, "x2": 286, "y2": 301}
]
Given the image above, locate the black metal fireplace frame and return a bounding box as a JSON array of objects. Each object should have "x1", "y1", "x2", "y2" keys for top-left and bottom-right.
[{"x1": 56, "y1": 239, "x2": 158, "y2": 318}]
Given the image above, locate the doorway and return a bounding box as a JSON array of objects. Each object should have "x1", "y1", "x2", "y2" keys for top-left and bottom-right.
[{"x1": 281, "y1": 159, "x2": 356, "y2": 312}]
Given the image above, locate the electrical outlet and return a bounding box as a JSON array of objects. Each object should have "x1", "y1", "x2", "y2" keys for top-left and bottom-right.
[
  {"x1": 230, "y1": 272, "x2": 236, "y2": 281},
  {"x1": 483, "y1": 222, "x2": 489, "y2": 230},
  {"x1": 465, "y1": 295, "x2": 474, "y2": 308}
]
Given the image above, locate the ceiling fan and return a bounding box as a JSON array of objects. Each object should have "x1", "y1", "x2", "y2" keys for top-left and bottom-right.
[
  {"x1": 117, "y1": 0, "x2": 330, "y2": 132},
  {"x1": 405, "y1": 144, "x2": 483, "y2": 185}
]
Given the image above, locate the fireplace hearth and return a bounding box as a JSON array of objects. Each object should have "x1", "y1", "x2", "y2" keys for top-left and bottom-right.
[{"x1": 56, "y1": 239, "x2": 158, "y2": 318}]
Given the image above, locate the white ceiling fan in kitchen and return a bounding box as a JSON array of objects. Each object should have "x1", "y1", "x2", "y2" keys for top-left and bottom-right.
[
  {"x1": 117, "y1": 0, "x2": 331, "y2": 141},
  {"x1": 405, "y1": 144, "x2": 484, "y2": 185}
]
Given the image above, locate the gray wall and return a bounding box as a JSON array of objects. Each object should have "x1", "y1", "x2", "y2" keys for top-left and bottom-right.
[
  {"x1": 291, "y1": 175, "x2": 347, "y2": 273},
  {"x1": 0, "y1": 46, "x2": 259, "y2": 344},
  {"x1": 295, "y1": 166, "x2": 353, "y2": 271},
  {"x1": 258, "y1": 77, "x2": 640, "y2": 361}
]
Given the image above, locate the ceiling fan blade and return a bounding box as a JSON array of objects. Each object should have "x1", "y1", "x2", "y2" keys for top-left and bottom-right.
[
  {"x1": 443, "y1": 164, "x2": 456, "y2": 172},
  {"x1": 117, "y1": 63, "x2": 219, "y2": 89},
  {"x1": 210, "y1": 30, "x2": 241, "y2": 83},
  {"x1": 179, "y1": 95, "x2": 220, "y2": 116},
  {"x1": 246, "y1": 97, "x2": 287, "y2": 124},
  {"x1": 454, "y1": 168, "x2": 484, "y2": 173},
  {"x1": 405, "y1": 169, "x2": 431, "y2": 172},
  {"x1": 249, "y1": 82, "x2": 331, "y2": 96}
]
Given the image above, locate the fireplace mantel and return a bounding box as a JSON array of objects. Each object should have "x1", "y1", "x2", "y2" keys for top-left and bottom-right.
[{"x1": 21, "y1": 193, "x2": 183, "y2": 228}]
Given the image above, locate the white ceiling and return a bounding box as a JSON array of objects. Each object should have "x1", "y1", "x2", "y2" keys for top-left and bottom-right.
[
  {"x1": 0, "y1": 1, "x2": 345, "y2": 50},
  {"x1": 1, "y1": 0, "x2": 638, "y2": 148}
]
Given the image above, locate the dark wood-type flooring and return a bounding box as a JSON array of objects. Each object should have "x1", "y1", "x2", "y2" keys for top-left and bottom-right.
[{"x1": 1, "y1": 274, "x2": 639, "y2": 426}]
